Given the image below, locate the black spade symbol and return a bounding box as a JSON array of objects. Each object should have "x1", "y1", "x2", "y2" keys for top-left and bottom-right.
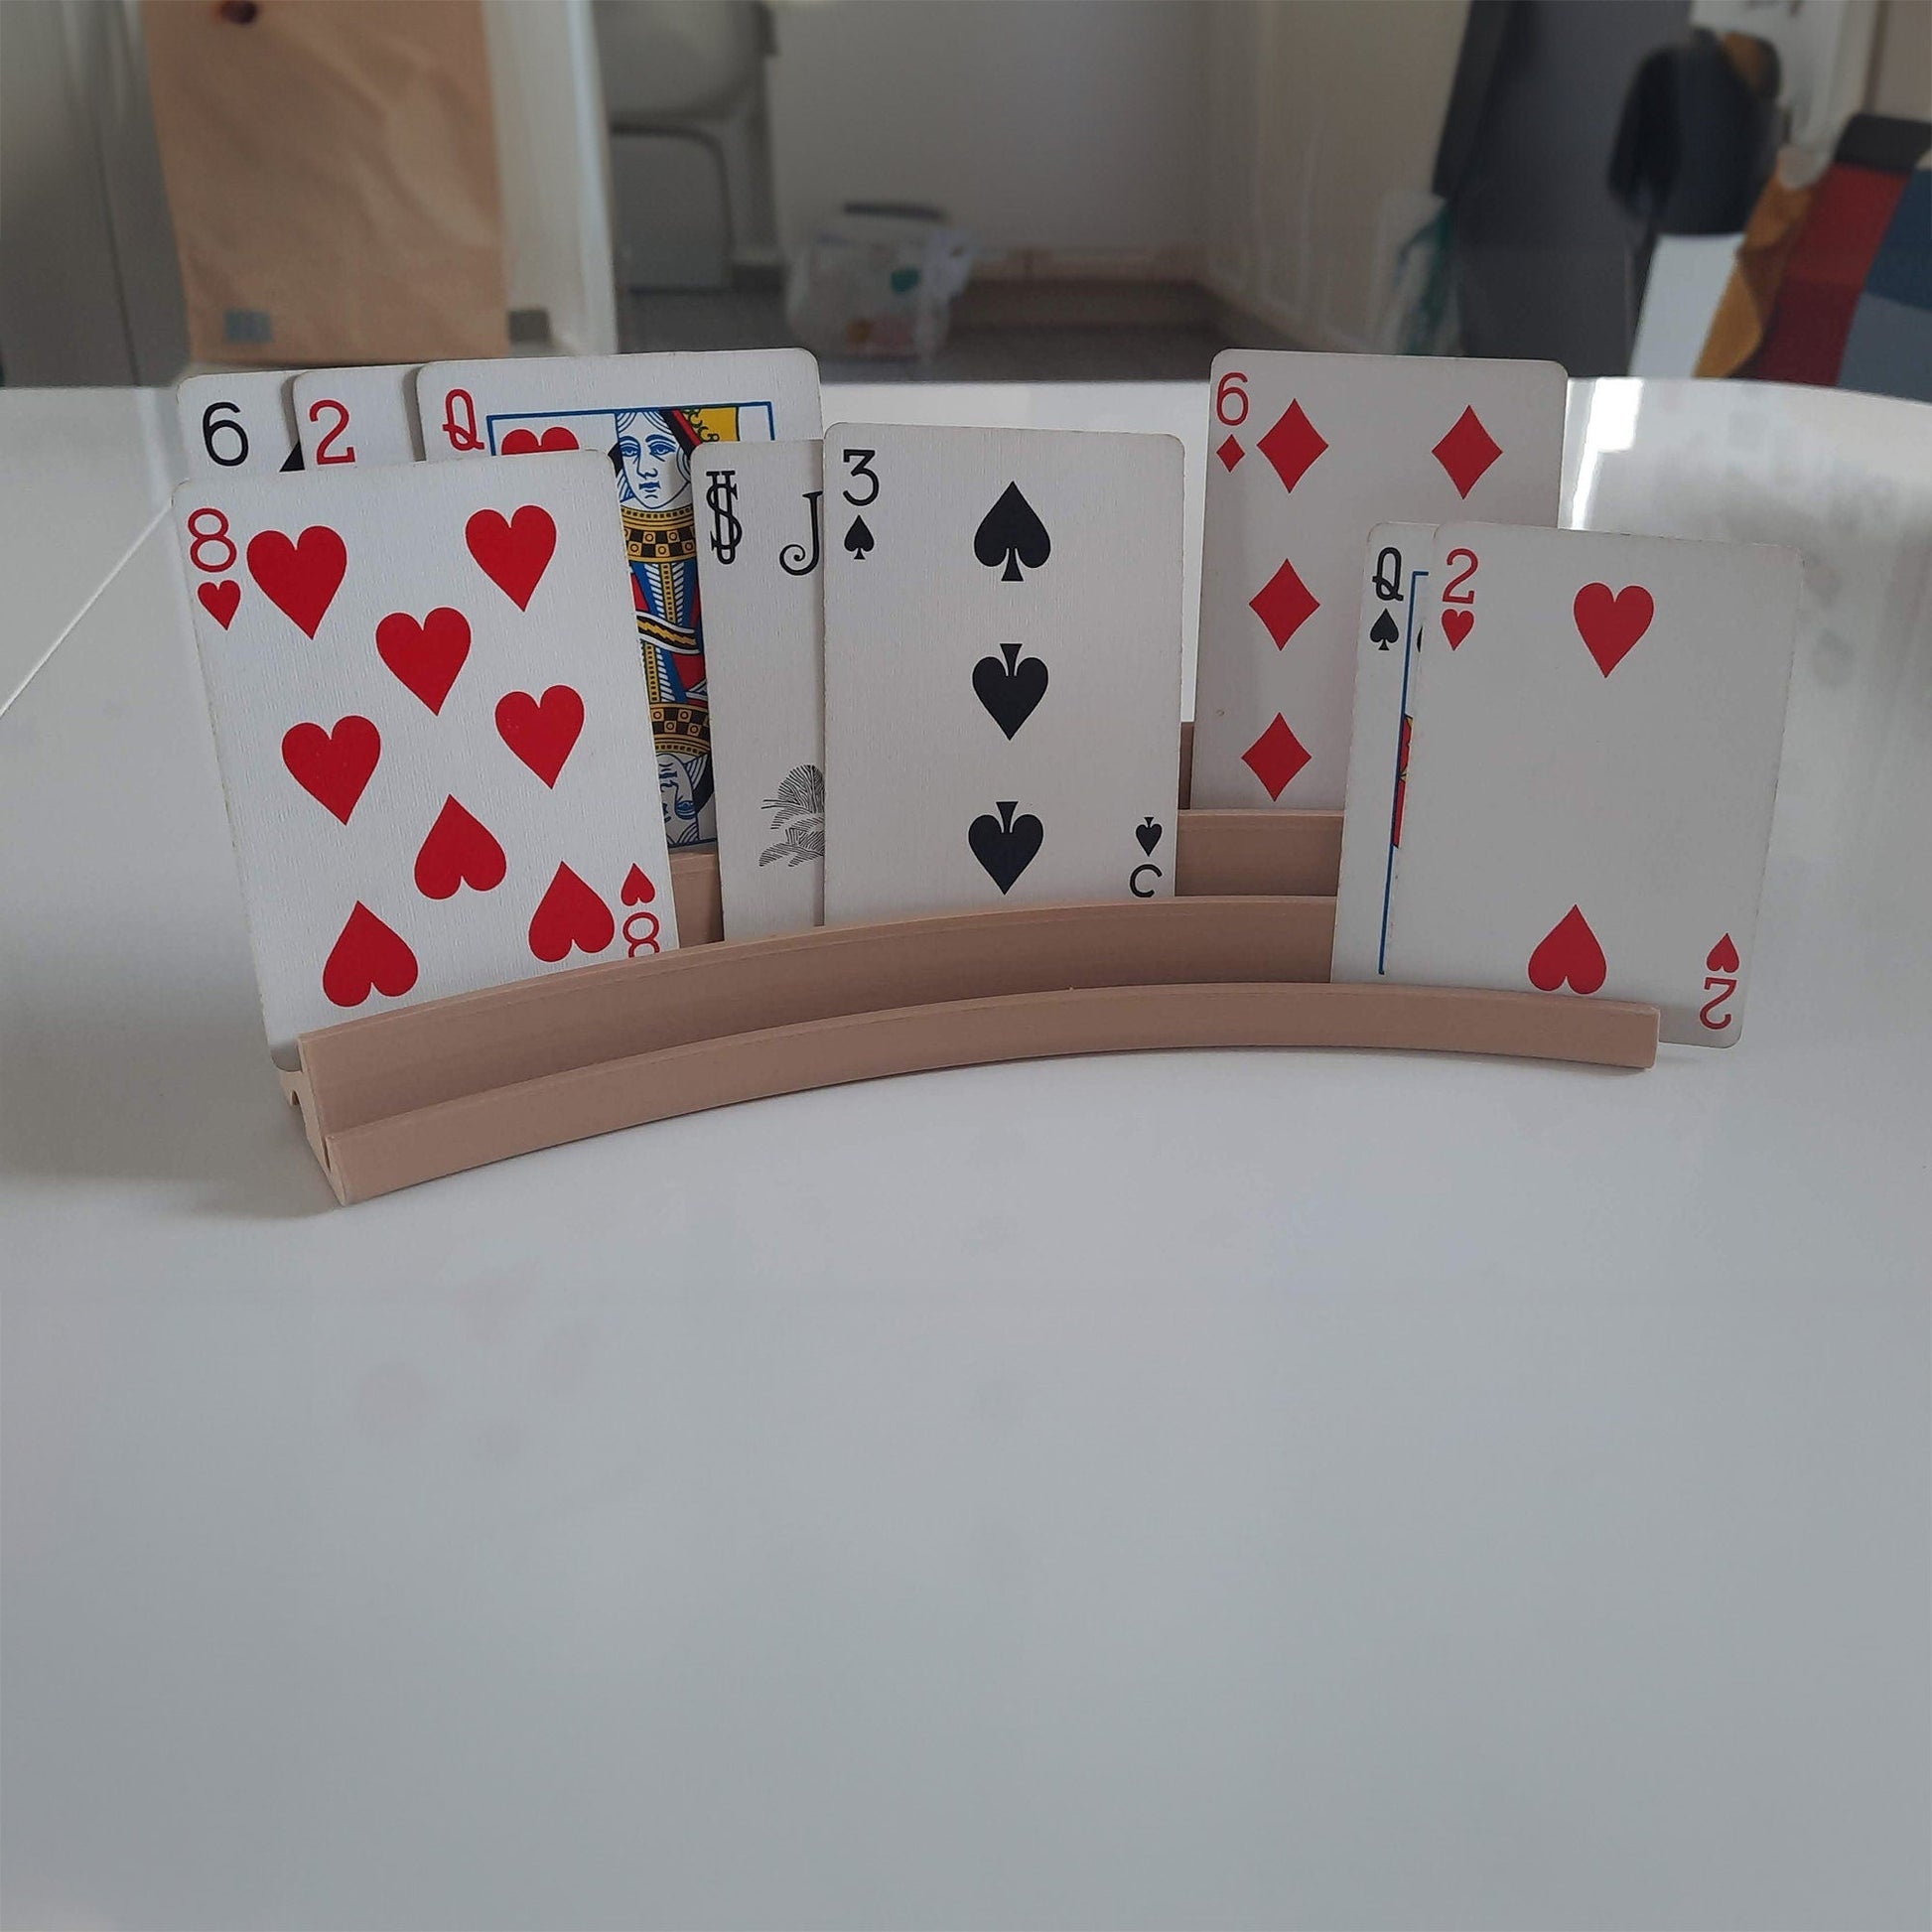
[
  {"x1": 968, "y1": 800, "x2": 1043, "y2": 894},
  {"x1": 1369, "y1": 609, "x2": 1400, "y2": 649},
  {"x1": 972, "y1": 640, "x2": 1048, "y2": 738},
  {"x1": 842, "y1": 513, "x2": 875, "y2": 560},
  {"x1": 1135, "y1": 816, "x2": 1163, "y2": 856},
  {"x1": 973, "y1": 483, "x2": 1051, "y2": 583}
]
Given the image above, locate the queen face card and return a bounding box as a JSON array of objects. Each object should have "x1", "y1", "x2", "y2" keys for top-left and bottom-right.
[
  {"x1": 1385, "y1": 523, "x2": 1802, "y2": 1045},
  {"x1": 173, "y1": 452, "x2": 678, "y2": 1066},
  {"x1": 690, "y1": 440, "x2": 826, "y2": 940},
  {"x1": 414, "y1": 349, "x2": 822, "y2": 849},
  {"x1": 1191, "y1": 351, "x2": 1566, "y2": 811},
  {"x1": 820, "y1": 423, "x2": 1183, "y2": 926},
  {"x1": 1330, "y1": 522, "x2": 1434, "y2": 983}
]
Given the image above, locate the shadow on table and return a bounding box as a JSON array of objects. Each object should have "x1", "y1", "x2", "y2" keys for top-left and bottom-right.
[{"x1": 0, "y1": 979, "x2": 333, "y2": 1219}]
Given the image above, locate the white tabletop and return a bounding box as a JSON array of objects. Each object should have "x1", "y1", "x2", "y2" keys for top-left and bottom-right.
[{"x1": 3, "y1": 377, "x2": 1927, "y2": 1930}]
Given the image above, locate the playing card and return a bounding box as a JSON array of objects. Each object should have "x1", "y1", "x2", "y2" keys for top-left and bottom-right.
[
  {"x1": 821, "y1": 423, "x2": 1182, "y2": 925},
  {"x1": 1385, "y1": 523, "x2": 1801, "y2": 1045},
  {"x1": 690, "y1": 440, "x2": 825, "y2": 940},
  {"x1": 1192, "y1": 351, "x2": 1566, "y2": 810},
  {"x1": 177, "y1": 370, "x2": 304, "y2": 477},
  {"x1": 292, "y1": 365, "x2": 425, "y2": 467},
  {"x1": 1330, "y1": 522, "x2": 1433, "y2": 982},
  {"x1": 173, "y1": 451, "x2": 678, "y2": 1066},
  {"x1": 415, "y1": 348, "x2": 822, "y2": 848}
]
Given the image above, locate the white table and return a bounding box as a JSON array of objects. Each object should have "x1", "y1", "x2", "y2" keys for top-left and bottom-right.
[{"x1": 3, "y1": 378, "x2": 1928, "y2": 1931}]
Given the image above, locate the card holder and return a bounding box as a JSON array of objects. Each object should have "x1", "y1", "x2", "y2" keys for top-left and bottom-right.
[{"x1": 279, "y1": 747, "x2": 1659, "y2": 1203}]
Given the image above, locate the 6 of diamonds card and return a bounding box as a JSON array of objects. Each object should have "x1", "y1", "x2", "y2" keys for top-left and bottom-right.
[
  {"x1": 174, "y1": 452, "x2": 678, "y2": 1065},
  {"x1": 821, "y1": 424, "x2": 1183, "y2": 925},
  {"x1": 416, "y1": 348, "x2": 821, "y2": 848},
  {"x1": 1385, "y1": 523, "x2": 1801, "y2": 1045},
  {"x1": 1192, "y1": 351, "x2": 1565, "y2": 811}
]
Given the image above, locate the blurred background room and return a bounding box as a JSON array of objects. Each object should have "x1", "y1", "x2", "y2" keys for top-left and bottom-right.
[{"x1": 1, "y1": 0, "x2": 1927, "y2": 392}]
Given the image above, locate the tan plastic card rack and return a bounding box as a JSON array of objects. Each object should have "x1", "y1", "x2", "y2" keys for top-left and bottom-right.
[{"x1": 280, "y1": 741, "x2": 1658, "y2": 1202}]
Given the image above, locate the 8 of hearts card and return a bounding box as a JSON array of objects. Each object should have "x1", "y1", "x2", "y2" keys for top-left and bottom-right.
[{"x1": 175, "y1": 452, "x2": 678, "y2": 1065}]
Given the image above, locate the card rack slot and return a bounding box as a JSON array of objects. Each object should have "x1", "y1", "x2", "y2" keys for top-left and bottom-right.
[{"x1": 280, "y1": 801, "x2": 1659, "y2": 1205}]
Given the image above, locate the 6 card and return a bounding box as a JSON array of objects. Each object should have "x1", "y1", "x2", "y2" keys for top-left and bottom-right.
[
  {"x1": 178, "y1": 369, "x2": 304, "y2": 477},
  {"x1": 174, "y1": 452, "x2": 678, "y2": 1065},
  {"x1": 821, "y1": 423, "x2": 1183, "y2": 925},
  {"x1": 690, "y1": 439, "x2": 826, "y2": 939},
  {"x1": 1192, "y1": 351, "x2": 1565, "y2": 810},
  {"x1": 416, "y1": 348, "x2": 822, "y2": 847},
  {"x1": 1386, "y1": 523, "x2": 1801, "y2": 1045}
]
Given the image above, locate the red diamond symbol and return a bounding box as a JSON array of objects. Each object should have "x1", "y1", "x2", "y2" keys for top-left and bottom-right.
[
  {"x1": 1241, "y1": 715, "x2": 1311, "y2": 800},
  {"x1": 1433, "y1": 405, "x2": 1502, "y2": 497},
  {"x1": 1249, "y1": 555, "x2": 1319, "y2": 648},
  {"x1": 1257, "y1": 400, "x2": 1327, "y2": 492},
  {"x1": 1215, "y1": 434, "x2": 1245, "y2": 472}
]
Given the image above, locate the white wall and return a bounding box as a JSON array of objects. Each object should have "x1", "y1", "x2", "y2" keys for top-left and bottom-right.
[
  {"x1": 482, "y1": 0, "x2": 618, "y2": 354},
  {"x1": 1203, "y1": 0, "x2": 1470, "y2": 353},
  {"x1": 764, "y1": 0, "x2": 1208, "y2": 272},
  {"x1": 0, "y1": 0, "x2": 186, "y2": 385}
]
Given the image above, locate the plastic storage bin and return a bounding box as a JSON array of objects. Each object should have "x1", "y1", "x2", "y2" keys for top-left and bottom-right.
[{"x1": 786, "y1": 204, "x2": 975, "y2": 361}]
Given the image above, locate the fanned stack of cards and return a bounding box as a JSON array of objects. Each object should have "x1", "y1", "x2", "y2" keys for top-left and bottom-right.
[
  {"x1": 173, "y1": 351, "x2": 1187, "y2": 1064},
  {"x1": 1190, "y1": 349, "x2": 1801, "y2": 1045},
  {"x1": 174, "y1": 342, "x2": 1800, "y2": 1076}
]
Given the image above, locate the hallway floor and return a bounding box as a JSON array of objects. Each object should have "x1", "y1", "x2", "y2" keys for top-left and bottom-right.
[{"x1": 617, "y1": 286, "x2": 1292, "y2": 383}]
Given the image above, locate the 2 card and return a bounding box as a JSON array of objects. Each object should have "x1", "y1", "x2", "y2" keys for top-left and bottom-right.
[
  {"x1": 1192, "y1": 351, "x2": 1566, "y2": 810},
  {"x1": 1379, "y1": 523, "x2": 1801, "y2": 1045},
  {"x1": 415, "y1": 349, "x2": 822, "y2": 847},
  {"x1": 821, "y1": 423, "x2": 1183, "y2": 925},
  {"x1": 292, "y1": 364, "x2": 424, "y2": 468},
  {"x1": 174, "y1": 452, "x2": 678, "y2": 1065},
  {"x1": 690, "y1": 440, "x2": 826, "y2": 939}
]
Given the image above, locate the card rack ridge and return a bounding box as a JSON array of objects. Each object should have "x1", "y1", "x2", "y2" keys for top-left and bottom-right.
[{"x1": 279, "y1": 730, "x2": 1659, "y2": 1203}]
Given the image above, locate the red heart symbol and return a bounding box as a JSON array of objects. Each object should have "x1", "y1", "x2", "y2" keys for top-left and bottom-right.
[
  {"x1": 413, "y1": 794, "x2": 507, "y2": 900},
  {"x1": 527, "y1": 863, "x2": 615, "y2": 963},
  {"x1": 621, "y1": 864, "x2": 656, "y2": 906},
  {"x1": 1441, "y1": 608, "x2": 1473, "y2": 649},
  {"x1": 245, "y1": 525, "x2": 347, "y2": 638},
  {"x1": 321, "y1": 901, "x2": 419, "y2": 1008},
  {"x1": 376, "y1": 608, "x2": 471, "y2": 714},
  {"x1": 1573, "y1": 583, "x2": 1653, "y2": 676},
  {"x1": 500, "y1": 426, "x2": 581, "y2": 455},
  {"x1": 466, "y1": 505, "x2": 557, "y2": 611},
  {"x1": 281, "y1": 715, "x2": 380, "y2": 824},
  {"x1": 198, "y1": 579, "x2": 241, "y2": 628},
  {"x1": 494, "y1": 684, "x2": 585, "y2": 787},
  {"x1": 1707, "y1": 932, "x2": 1739, "y2": 974},
  {"x1": 1527, "y1": 904, "x2": 1607, "y2": 996}
]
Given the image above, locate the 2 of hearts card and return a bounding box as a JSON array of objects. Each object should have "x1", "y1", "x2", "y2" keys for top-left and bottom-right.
[
  {"x1": 1335, "y1": 522, "x2": 1802, "y2": 1046},
  {"x1": 1192, "y1": 350, "x2": 1566, "y2": 810},
  {"x1": 174, "y1": 452, "x2": 678, "y2": 1066},
  {"x1": 415, "y1": 349, "x2": 823, "y2": 848},
  {"x1": 292, "y1": 365, "x2": 424, "y2": 468},
  {"x1": 820, "y1": 424, "x2": 1184, "y2": 925}
]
